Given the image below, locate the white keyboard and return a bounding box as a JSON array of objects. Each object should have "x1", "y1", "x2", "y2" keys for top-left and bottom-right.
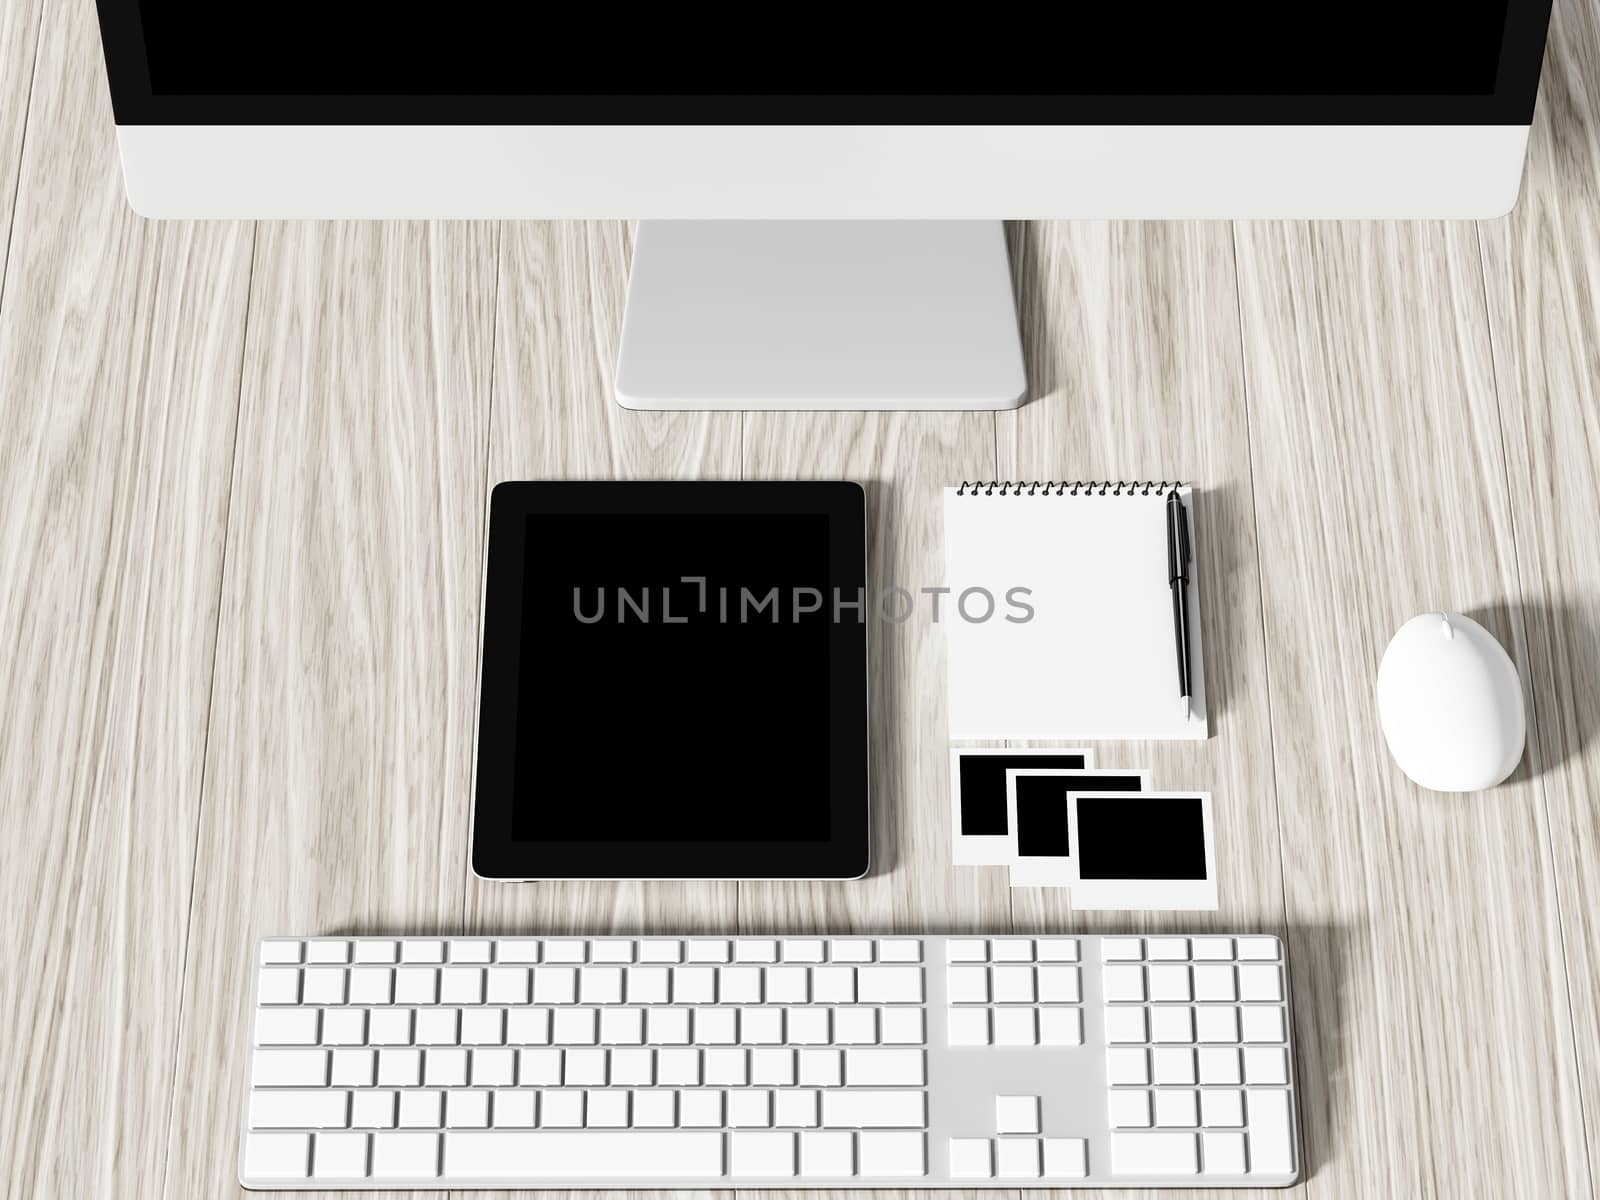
[{"x1": 239, "y1": 933, "x2": 1299, "y2": 1188}]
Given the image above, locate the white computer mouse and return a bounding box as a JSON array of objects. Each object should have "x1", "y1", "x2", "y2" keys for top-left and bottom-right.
[{"x1": 1376, "y1": 612, "x2": 1526, "y2": 792}]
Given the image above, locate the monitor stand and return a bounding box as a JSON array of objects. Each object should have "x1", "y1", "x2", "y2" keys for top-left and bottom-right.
[{"x1": 615, "y1": 221, "x2": 1027, "y2": 411}]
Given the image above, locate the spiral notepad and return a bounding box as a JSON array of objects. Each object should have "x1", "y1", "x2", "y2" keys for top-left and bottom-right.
[{"x1": 943, "y1": 481, "x2": 1207, "y2": 741}]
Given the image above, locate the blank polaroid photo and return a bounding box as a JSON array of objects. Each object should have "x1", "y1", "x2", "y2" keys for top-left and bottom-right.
[
  {"x1": 949, "y1": 748, "x2": 1094, "y2": 865},
  {"x1": 1067, "y1": 791, "x2": 1217, "y2": 910},
  {"x1": 1004, "y1": 768, "x2": 1151, "y2": 886}
]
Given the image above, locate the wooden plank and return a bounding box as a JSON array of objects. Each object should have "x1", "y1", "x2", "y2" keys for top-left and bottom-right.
[
  {"x1": 0, "y1": 0, "x2": 42, "y2": 288},
  {"x1": 1235, "y1": 218, "x2": 1585, "y2": 1197},
  {"x1": 0, "y1": 0, "x2": 251, "y2": 1191},
  {"x1": 1478, "y1": 0, "x2": 1600, "y2": 1186},
  {"x1": 159, "y1": 220, "x2": 497, "y2": 1198},
  {"x1": 461, "y1": 221, "x2": 741, "y2": 1200}
]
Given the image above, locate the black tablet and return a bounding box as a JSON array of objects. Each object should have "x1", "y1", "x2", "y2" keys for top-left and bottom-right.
[{"x1": 472, "y1": 481, "x2": 870, "y2": 879}]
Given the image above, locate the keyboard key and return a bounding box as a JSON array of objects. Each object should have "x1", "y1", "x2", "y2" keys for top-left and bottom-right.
[
  {"x1": 252, "y1": 1049, "x2": 329, "y2": 1087},
  {"x1": 564, "y1": 1047, "x2": 607, "y2": 1085},
  {"x1": 1235, "y1": 937, "x2": 1280, "y2": 960},
  {"x1": 1238, "y1": 965, "x2": 1282, "y2": 1002},
  {"x1": 1043, "y1": 1136, "x2": 1088, "y2": 1178},
  {"x1": 1193, "y1": 964, "x2": 1236, "y2": 1001},
  {"x1": 1243, "y1": 1046, "x2": 1289, "y2": 1084},
  {"x1": 783, "y1": 940, "x2": 826, "y2": 962},
  {"x1": 450, "y1": 940, "x2": 492, "y2": 964},
  {"x1": 543, "y1": 942, "x2": 587, "y2": 964},
  {"x1": 461, "y1": 1008, "x2": 504, "y2": 1045},
  {"x1": 415, "y1": 1008, "x2": 459, "y2": 1045},
  {"x1": 858, "y1": 1131, "x2": 926, "y2": 1177},
  {"x1": 833, "y1": 1007, "x2": 877, "y2": 1044},
  {"x1": 446, "y1": 1090, "x2": 490, "y2": 1129},
  {"x1": 880, "y1": 1008, "x2": 924, "y2": 1044},
  {"x1": 846, "y1": 1048, "x2": 925, "y2": 1085},
  {"x1": 995, "y1": 1093, "x2": 1039, "y2": 1133},
  {"x1": 728, "y1": 1088, "x2": 772, "y2": 1127},
  {"x1": 735, "y1": 939, "x2": 779, "y2": 962},
  {"x1": 485, "y1": 967, "x2": 530, "y2": 1005},
  {"x1": 674, "y1": 967, "x2": 717, "y2": 1004},
  {"x1": 859, "y1": 967, "x2": 922, "y2": 1003},
  {"x1": 1148, "y1": 965, "x2": 1192, "y2": 1002},
  {"x1": 493, "y1": 1090, "x2": 537, "y2": 1128},
  {"x1": 261, "y1": 940, "x2": 303, "y2": 964},
  {"x1": 994, "y1": 1008, "x2": 1037, "y2": 1045},
  {"x1": 731, "y1": 1130, "x2": 794, "y2": 1175},
  {"x1": 946, "y1": 1008, "x2": 990, "y2": 1046},
  {"x1": 1153, "y1": 1089, "x2": 1198, "y2": 1127},
  {"x1": 1152, "y1": 1047, "x2": 1196, "y2": 1085},
  {"x1": 440, "y1": 967, "x2": 484, "y2": 1005},
  {"x1": 1101, "y1": 938, "x2": 1143, "y2": 961},
  {"x1": 1191, "y1": 937, "x2": 1233, "y2": 960},
  {"x1": 372, "y1": 1132, "x2": 440, "y2": 1178},
  {"x1": 1102, "y1": 965, "x2": 1146, "y2": 1002},
  {"x1": 774, "y1": 1088, "x2": 817, "y2": 1126},
  {"x1": 533, "y1": 967, "x2": 577, "y2": 1005},
  {"x1": 626, "y1": 966, "x2": 670, "y2": 1004},
  {"x1": 308, "y1": 941, "x2": 351, "y2": 964},
  {"x1": 443, "y1": 1131, "x2": 726, "y2": 1177},
  {"x1": 1146, "y1": 937, "x2": 1188, "y2": 961},
  {"x1": 591, "y1": 940, "x2": 635, "y2": 963},
  {"x1": 496, "y1": 940, "x2": 540, "y2": 963},
  {"x1": 400, "y1": 941, "x2": 445, "y2": 964},
  {"x1": 1108, "y1": 1090, "x2": 1151, "y2": 1128},
  {"x1": 647, "y1": 1007, "x2": 691, "y2": 1045},
  {"x1": 766, "y1": 967, "x2": 810, "y2": 1003},
  {"x1": 1111, "y1": 1131, "x2": 1198, "y2": 1175},
  {"x1": 1105, "y1": 1047, "x2": 1149, "y2": 1085},
  {"x1": 992, "y1": 966, "x2": 1035, "y2": 1002},
  {"x1": 540, "y1": 1090, "x2": 585, "y2": 1127},
  {"x1": 376, "y1": 1048, "x2": 421, "y2": 1086},
  {"x1": 242, "y1": 1132, "x2": 309, "y2": 1180},
  {"x1": 255, "y1": 1008, "x2": 320, "y2": 1046},
  {"x1": 798, "y1": 1048, "x2": 842, "y2": 1086},
  {"x1": 739, "y1": 1006, "x2": 784, "y2": 1045},
  {"x1": 552, "y1": 1008, "x2": 597, "y2": 1044},
  {"x1": 751, "y1": 1047, "x2": 795, "y2": 1085},
  {"x1": 945, "y1": 939, "x2": 987, "y2": 962},
  {"x1": 251, "y1": 1090, "x2": 349, "y2": 1129},
  {"x1": 1203, "y1": 1130, "x2": 1246, "y2": 1174},
  {"x1": 721, "y1": 966, "x2": 764, "y2": 1003},
  {"x1": 1198, "y1": 1046, "x2": 1241, "y2": 1085},
  {"x1": 1246, "y1": 1089, "x2": 1295, "y2": 1174},
  {"x1": 640, "y1": 940, "x2": 682, "y2": 963},
  {"x1": 348, "y1": 967, "x2": 393, "y2": 1005},
  {"x1": 993, "y1": 939, "x2": 1034, "y2": 962},
  {"x1": 831, "y1": 939, "x2": 874, "y2": 962},
  {"x1": 350, "y1": 1090, "x2": 396, "y2": 1128},
  {"x1": 424, "y1": 1048, "x2": 468, "y2": 1086},
  {"x1": 302, "y1": 968, "x2": 347, "y2": 1006},
  {"x1": 586, "y1": 1089, "x2": 629, "y2": 1127},
  {"x1": 656, "y1": 1047, "x2": 701, "y2": 1085},
  {"x1": 677, "y1": 1089, "x2": 724, "y2": 1127},
  {"x1": 947, "y1": 966, "x2": 988, "y2": 1004},
  {"x1": 787, "y1": 1008, "x2": 830, "y2": 1044},
  {"x1": 1242, "y1": 1005, "x2": 1286, "y2": 1042},
  {"x1": 949, "y1": 1137, "x2": 992, "y2": 1178},
  {"x1": 1150, "y1": 1006, "x2": 1195, "y2": 1042},
  {"x1": 1104, "y1": 1007, "x2": 1147, "y2": 1043},
  {"x1": 705, "y1": 1047, "x2": 748, "y2": 1085},
  {"x1": 1036, "y1": 938, "x2": 1079, "y2": 962},
  {"x1": 800, "y1": 1130, "x2": 854, "y2": 1176},
  {"x1": 1037, "y1": 965, "x2": 1080, "y2": 1002},
  {"x1": 686, "y1": 939, "x2": 731, "y2": 963},
  {"x1": 610, "y1": 1046, "x2": 653, "y2": 1084},
  {"x1": 997, "y1": 1137, "x2": 1041, "y2": 1178},
  {"x1": 394, "y1": 967, "x2": 438, "y2": 1005},
  {"x1": 812, "y1": 967, "x2": 856, "y2": 1003},
  {"x1": 695, "y1": 1007, "x2": 738, "y2": 1044},
  {"x1": 471, "y1": 1047, "x2": 516, "y2": 1086},
  {"x1": 1195, "y1": 1006, "x2": 1239, "y2": 1043},
  {"x1": 1200, "y1": 1089, "x2": 1244, "y2": 1127},
  {"x1": 820, "y1": 1090, "x2": 925, "y2": 1128},
  {"x1": 506, "y1": 1008, "x2": 550, "y2": 1046},
  {"x1": 580, "y1": 966, "x2": 624, "y2": 1004},
  {"x1": 632, "y1": 1089, "x2": 676, "y2": 1127},
  {"x1": 257, "y1": 968, "x2": 301, "y2": 1005},
  {"x1": 520, "y1": 1048, "x2": 562, "y2": 1084},
  {"x1": 600, "y1": 1007, "x2": 644, "y2": 1044},
  {"x1": 330, "y1": 1048, "x2": 376, "y2": 1087},
  {"x1": 1039, "y1": 1007, "x2": 1083, "y2": 1046}
]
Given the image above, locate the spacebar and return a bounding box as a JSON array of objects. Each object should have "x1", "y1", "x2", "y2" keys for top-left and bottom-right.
[{"x1": 443, "y1": 1131, "x2": 726, "y2": 1178}]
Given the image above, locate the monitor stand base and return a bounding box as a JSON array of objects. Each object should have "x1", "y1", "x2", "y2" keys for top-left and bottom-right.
[{"x1": 615, "y1": 221, "x2": 1027, "y2": 411}]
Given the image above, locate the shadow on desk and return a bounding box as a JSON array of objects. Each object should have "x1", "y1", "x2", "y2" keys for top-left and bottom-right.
[{"x1": 1285, "y1": 920, "x2": 1360, "y2": 1184}]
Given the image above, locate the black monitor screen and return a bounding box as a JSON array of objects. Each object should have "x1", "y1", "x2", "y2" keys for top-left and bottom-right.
[
  {"x1": 511, "y1": 513, "x2": 831, "y2": 843},
  {"x1": 136, "y1": 2, "x2": 1512, "y2": 98}
]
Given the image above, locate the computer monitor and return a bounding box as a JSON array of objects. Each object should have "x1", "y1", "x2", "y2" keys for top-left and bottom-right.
[{"x1": 96, "y1": 1, "x2": 1553, "y2": 410}]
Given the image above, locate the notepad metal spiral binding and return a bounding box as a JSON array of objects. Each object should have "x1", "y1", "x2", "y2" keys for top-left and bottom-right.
[{"x1": 953, "y1": 480, "x2": 1183, "y2": 496}]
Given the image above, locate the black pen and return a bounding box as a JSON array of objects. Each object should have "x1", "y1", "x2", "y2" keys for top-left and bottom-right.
[{"x1": 1166, "y1": 489, "x2": 1194, "y2": 720}]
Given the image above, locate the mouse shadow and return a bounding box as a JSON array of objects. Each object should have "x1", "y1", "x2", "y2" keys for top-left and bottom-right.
[
  {"x1": 1464, "y1": 600, "x2": 1600, "y2": 784},
  {"x1": 1007, "y1": 221, "x2": 1059, "y2": 409}
]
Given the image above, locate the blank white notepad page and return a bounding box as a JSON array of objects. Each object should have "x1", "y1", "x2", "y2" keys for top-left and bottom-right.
[{"x1": 943, "y1": 485, "x2": 1207, "y2": 740}]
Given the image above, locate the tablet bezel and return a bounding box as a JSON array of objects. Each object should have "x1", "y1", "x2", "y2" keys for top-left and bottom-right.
[{"x1": 471, "y1": 480, "x2": 870, "y2": 880}]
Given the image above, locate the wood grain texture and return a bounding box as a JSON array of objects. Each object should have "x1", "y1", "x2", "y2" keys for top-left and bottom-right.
[
  {"x1": 158, "y1": 221, "x2": 497, "y2": 1200},
  {"x1": 1234, "y1": 218, "x2": 1587, "y2": 1198},
  {"x1": 0, "y1": 0, "x2": 40, "y2": 290},
  {"x1": 1479, "y1": 0, "x2": 1600, "y2": 1188},
  {"x1": 0, "y1": 0, "x2": 252, "y2": 1192}
]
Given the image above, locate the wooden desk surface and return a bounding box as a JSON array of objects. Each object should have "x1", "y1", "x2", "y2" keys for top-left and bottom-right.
[{"x1": 5, "y1": 0, "x2": 1600, "y2": 1195}]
